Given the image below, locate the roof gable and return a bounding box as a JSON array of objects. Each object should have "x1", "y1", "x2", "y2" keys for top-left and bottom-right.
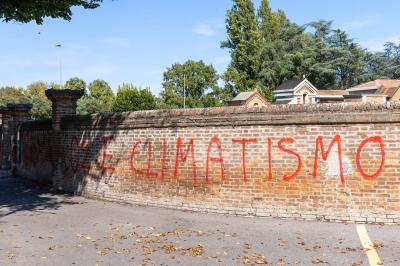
[
  {"x1": 275, "y1": 80, "x2": 302, "y2": 91},
  {"x1": 293, "y1": 79, "x2": 318, "y2": 95}
]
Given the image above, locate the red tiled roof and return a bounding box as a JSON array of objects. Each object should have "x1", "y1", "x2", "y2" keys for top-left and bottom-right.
[
  {"x1": 376, "y1": 87, "x2": 400, "y2": 98},
  {"x1": 351, "y1": 79, "x2": 400, "y2": 89}
]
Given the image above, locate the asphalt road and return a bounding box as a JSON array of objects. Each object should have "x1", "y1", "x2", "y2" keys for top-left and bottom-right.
[{"x1": 0, "y1": 171, "x2": 398, "y2": 266}]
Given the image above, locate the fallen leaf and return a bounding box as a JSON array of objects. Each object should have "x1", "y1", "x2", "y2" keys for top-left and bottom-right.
[
  {"x1": 312, "y1": 259, "x2": 327, "y2": 264},
  {"x1": 373, "y1": 242, "x2": 384, "y2": 249},
  {"x1": 163, "y1": 244, "x2": 176, "y2": 254},
  {"x1": 181, "y1": 244, "x2": 204, "y2": 256}
]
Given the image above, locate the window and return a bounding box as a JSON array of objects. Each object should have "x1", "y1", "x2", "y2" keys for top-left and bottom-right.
[
  {"x1": 253, "y1": 103, "x2": 259, "y2": 106},
  {"x1": 302, "y1": 93, "x2": 307, "y2": 104}
]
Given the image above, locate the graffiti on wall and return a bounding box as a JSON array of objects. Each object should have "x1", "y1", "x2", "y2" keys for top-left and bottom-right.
[{"x1": 42, "y1": 133, "x2": 387, "y2": 186}]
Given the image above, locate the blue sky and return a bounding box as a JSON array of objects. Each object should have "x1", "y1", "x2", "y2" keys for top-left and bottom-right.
[{"x1": 1, "y1": 0, "x2": 399, "y2": 94}]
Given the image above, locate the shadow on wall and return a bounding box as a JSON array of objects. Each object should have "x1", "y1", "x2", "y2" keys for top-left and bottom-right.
[
  {"x1": 18, "y1": 115, "x2": 132, "y2": 194},
  {"x1": 0, "y1": 175, "x2": 80, "y2": 218}
]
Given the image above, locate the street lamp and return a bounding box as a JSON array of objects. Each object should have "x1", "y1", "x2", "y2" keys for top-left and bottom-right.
[
  {"x1": 183, "y1": 74, "x2": 186, "y2": 109},
  {"x1": 55, "y1": 44, "x2": 62, "y2": 88}
]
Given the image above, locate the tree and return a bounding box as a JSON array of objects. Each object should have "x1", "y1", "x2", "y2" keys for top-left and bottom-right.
[
  {"x1": 88, "y1": 79, "x2": 114, "y2": 108},
  {"x1": 257, "y1": 1, "x2": 315, "y2": 99},
  {"x1": 77, "y1": 96, "x2": 110, "y2": 115},
  {"x1": 0, "y1": 86, "x2": 29, "y2": 106},
  {"x1": 360, "y1": 52, "x2": 391, "y2": 82},
  {"x1": 384, "y1": 42, "x2": 400, "y2": 79},
  {"x1": 64, "y1": 77, "x2": 87, "y2": 92},
  {"x1": 111, "y1": 84, "x2": 156, "y2": 112},
  {"x1": 0, "y1": 0, "x2": 102, "y2": 24},
  {"x1": 77, "y1": 80, "x2": 114, "y2": 115},
  {"x1": 221, "y1": 0, "x2": 261, "y2": 97},
  {"x1": 160, "y1": 60, "x2": 222, "y2": 108},
  {"x1": 328, "y1": 29, "x2": 364, "y2": 88},
  {"x1": 25, "y1": 81, "x2": 52, "y2": 119}
]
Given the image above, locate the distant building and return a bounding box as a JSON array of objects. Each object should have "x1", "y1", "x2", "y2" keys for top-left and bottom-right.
[
  {"x1": 274, "y1": 79, "x2": 345, "y2": 104},
  {"x1": 344, "y1": 79, "x2": 400, "y2": 103},
  {"x1": 228, "y1": 90, "x2": 270, "y2": 107}
]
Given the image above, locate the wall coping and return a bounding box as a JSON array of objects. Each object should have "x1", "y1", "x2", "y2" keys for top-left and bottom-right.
[
  {"x1": 20, "y1": 119, "x2": 52, "y2": 131},
  {"x1": 6, "y1": 103, "x2": 33, "y2": 111},
  {"x1": 0, "y1": 104, "x2": 33, "y2": 113},
  {"x1": 55, "y1": 102, "x2": 400, "y2": 130},
  {"x1": 45, "y1": 89, "x2": 85, "y2": 98}
]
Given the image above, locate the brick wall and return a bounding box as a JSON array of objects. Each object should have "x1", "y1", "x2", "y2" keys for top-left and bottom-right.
[{"x1": 17, "y1": 103, "x2": 400, "y2": 224}]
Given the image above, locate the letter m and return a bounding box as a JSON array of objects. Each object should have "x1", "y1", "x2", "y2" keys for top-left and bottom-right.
[
  {"x1": 313, "y1": 135, "x2": 344, "y2": 184},
  {"x1": 173, "y1": 137, "x2": 197, "y2": 184}
]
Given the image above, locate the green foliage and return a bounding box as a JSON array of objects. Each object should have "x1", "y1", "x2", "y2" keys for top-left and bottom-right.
[
  {"x1": 222, "y1": 0, "x2": 397, "y2": 97},
  {"x1": 160, "y1": 60, "x2": 222, "y2": 108},
  {"x1": 0, "y1": 0, "x2": 102, "y2": 24},
  {"x1": 257, "y1": 1, "x2": 315, "y2": 98},
  {"x1": 77, "y1": 96, "x2": 110, "y2": 115},
  {"x1": 383, "y1": 42, "x2": 400, "y2": 79},
  {"x1": 77, "y1": 80, "x2": 114, "y2": 115},
  {"x1": 49, "y1": 83, "x2": 62, "y2": 90},
  {"x1": 111, "y1": 84, "x2": 156, "y2": 112},
  {"x1": 64, "y1": 77, "x2": 87, "y2": 92},
  {"x1": 0, "y1": 86, "x2": 29, "y2": 106},
  {"x1": 25, "y1": 82, "x2": 52, "y2": 119},
  {"x1": 88, "y1": 80, "x2": 114, "y2": 108},
  {"x1": 221, "y1": 0, "x2": 261, "y2": 97}
]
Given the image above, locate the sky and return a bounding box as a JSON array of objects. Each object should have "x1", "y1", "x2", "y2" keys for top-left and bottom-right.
[{"x1": 0, "y1": 0, "x2": 399, "y2": 94}]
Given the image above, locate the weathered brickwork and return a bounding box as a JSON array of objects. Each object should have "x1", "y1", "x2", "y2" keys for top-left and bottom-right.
[{"x1": 17, "y1": 102, "x2": 400, "y2": 224}]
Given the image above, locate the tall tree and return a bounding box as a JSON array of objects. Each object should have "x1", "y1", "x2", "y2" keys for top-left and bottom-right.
[
  {"x1": 88, "y1": 79, "x2": 114, "y2": 108},
  {"x1": 160, "y1": 60, "x2": 222, "y2": 108},
  {"x1": 0, "y1": 0, "x2": 102, "y2": 24},
  {"x1": 257, "y1": 1, "x2": 315, "y2": 98},
  {"x1": 384, "y1": 42, "x2": 400, "y2": 79},
  {"x1": 221, "y1": 0, "x2": 261, "y2": 97},
  {"x1": 328, "y1": 29, "x2": 364, "y2": 88},
  {"x1": 112, "y1": 84, "x2": 156, "y2": 112},
  {"x1": 77, "y1": 79, "x2": 115, "y2": 115},
  {"x1": 25, "y1": 81, "x2": 52, "y2": 119}
]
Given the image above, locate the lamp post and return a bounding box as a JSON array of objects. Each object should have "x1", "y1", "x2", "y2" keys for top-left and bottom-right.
[
  {"x1": 56, "y1": 44, "x2": 63, "y2": 88},
  {"x1": 183, "y1": 74, "x2": 186, "y2": 109}
]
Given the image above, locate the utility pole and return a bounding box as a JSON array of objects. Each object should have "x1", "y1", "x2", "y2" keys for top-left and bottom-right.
[
  {"x1": 56, "y1": 44, "x2": 63, "y2": 88},
  {"x1": 183, "y1": 74, "x2": 186, "y2": 109}
]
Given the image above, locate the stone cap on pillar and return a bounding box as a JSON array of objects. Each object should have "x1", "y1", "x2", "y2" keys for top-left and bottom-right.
[
  {"x1": 1, "y1": 104, "x2": 32, "y2": 121},
  {"x1": 45, "y1": 89, "x2": 84, "y2": 131},
  {"x1": 6, "y1": 103, "x2": 33, "y2": 112},
  {"x1": 45, "y1": 89, "x2": 85, "y2": 102}
]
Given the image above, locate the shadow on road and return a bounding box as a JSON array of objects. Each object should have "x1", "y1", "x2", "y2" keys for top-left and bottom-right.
[{"x1": 0, "y1": 171, "x2": 80, "y2": 218}]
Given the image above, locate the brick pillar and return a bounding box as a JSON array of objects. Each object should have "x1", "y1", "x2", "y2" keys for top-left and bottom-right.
[
  {"x1": 45, "y1": 89, "x2": 83, "y2": 190},
  {"x1": 45, "y1": 89, "x2": 84, "y2": 131},
  {"x1": 0, "y1": 104, "x2": 32, "y2": 170},
  {"x1": 0, "y1": 107, "x2": 7, "y2": 170}
]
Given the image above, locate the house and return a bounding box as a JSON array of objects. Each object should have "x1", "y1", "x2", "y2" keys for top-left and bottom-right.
[
  {"x1": 274, "y1": 79, "x2": 345, "y2": 104},
  {"x1": 228, "y1": 90, "x2": 270, "y2": 107},
  {"x1": 344, "y1": 79, "x2": 400, "y2": 103}
]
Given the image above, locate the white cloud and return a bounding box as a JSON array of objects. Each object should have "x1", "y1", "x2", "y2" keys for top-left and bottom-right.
[
  {"x1": 190, "y1": 23, "x2": 217, "y2": 37},
  {"x1": 361, "y1": 35, "x2": 400, "y2": 52}
]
